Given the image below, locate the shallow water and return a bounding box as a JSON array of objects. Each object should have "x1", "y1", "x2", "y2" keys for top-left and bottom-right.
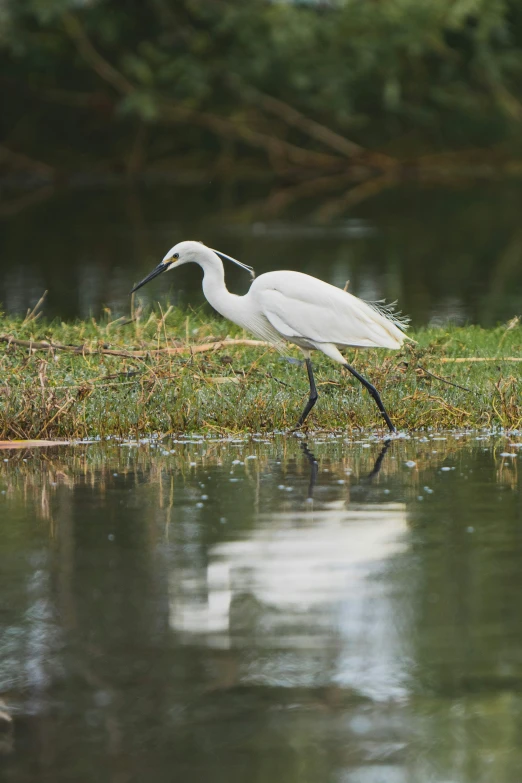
[
  {"x1": 2, "y1": 180, "x2": 522, "y2": 325},
  {"x1": 1, "y1": 433, "x2": 522, "y2": 782}
]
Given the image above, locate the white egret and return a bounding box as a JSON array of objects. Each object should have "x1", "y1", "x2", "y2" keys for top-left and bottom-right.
[{"x1": 131, "y1": 240, "x2": 409, "y2": 431}]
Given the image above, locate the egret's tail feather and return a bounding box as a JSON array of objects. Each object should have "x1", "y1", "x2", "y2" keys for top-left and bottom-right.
[{"x1": 365, "y1": 299, "x2": 411, "y2": 332}]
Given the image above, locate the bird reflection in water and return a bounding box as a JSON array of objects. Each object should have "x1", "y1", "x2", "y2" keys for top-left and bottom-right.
[
  {"x1": 299, "y1": 437, "x2": 392, "y2": 500},
  {"x1": 169, "y1": 437, "x2": 408, "y2": 702}
]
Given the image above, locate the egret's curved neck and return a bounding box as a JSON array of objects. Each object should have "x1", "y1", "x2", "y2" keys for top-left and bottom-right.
[{"x1": 198, "y1": 253, "x2": 244, "y2": 322}]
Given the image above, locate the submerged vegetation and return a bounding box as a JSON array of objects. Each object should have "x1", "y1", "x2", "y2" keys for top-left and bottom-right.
[{"x1": 1, "y1": 308, "x2": 522, "y2": 439}]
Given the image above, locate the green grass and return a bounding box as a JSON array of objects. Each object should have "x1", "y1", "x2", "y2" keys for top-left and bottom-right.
[{"x1": 1, "y1": 308, "x2": 522, "y2": 439}]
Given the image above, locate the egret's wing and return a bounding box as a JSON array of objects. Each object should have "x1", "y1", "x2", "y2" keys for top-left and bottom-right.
[{"x1": 255, "y1": 273, "x2": 407, "y2": 350}]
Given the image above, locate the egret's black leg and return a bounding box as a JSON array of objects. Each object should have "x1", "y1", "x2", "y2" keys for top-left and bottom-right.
[
  {"x1": 295, "y1": 358, "x2": 318, "y2": 428},
  {"x1": 343, "y1": 362, "x2": 396, "y2": 433}
]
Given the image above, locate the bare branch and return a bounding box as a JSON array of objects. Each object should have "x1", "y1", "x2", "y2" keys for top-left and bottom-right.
[
  {"x1": 416, "y1": 364, "x2": 471, "y2": 392},
  {"x1": 157, "y1": 102, "x2": 342, "y2": 169},
  {"x1": 316, "y1": 175, "x2": 396, "y2": 220},
  {"x1": 230, "y1": 78, "x2": 397, "y2": 168},
  {"x1": 240, "y1": 83, "x2": 364, "y2": 158},
  {"x1": 0, "y1": 186, "x2": 54, "y2": 218},
  {"x1": 61, "y1": 12, "x2": 343, "y2": 170},
  {"x1": 437, "y1": 356, "x2": 522, "y2": 363},
  {"x1": 0, "y1": 144, "x2": 54, "y2": 176},
  {"x1": 262, "y1": 171, "x2": 365, "y2": 214},
  {"x1": 62, "y1": 12, "x2": 134, "y2": 95},
  {"x1": 0, "y1": 335, "x2": 270, "y2": 358}
]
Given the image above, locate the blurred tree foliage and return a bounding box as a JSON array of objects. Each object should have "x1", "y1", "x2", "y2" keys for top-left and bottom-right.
[{"x1": 2, "y1": 0, "x2": 522, "y2": 177}]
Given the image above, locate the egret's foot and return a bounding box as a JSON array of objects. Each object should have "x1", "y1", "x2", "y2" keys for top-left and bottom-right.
[{"x1": 382, "y1": 416, "x2": 396, "y2": 434}]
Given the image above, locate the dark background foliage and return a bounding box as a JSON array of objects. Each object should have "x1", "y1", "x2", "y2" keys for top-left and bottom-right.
[{"x1": 3, "y1": 0, "x2": 522, "y2": 178}]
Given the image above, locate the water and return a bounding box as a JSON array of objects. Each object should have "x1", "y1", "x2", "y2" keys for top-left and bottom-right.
[
  {"x1": 2, "y1": 180, "x2": 522, "y2": 325},
  {"x1": 1, "y1": 433, "x2": 522, "y2": 782}
]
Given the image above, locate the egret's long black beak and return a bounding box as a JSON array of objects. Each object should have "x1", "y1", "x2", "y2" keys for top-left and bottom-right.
[{"x1": 130, "y1": 263, "x2": 170, "y2": 294}]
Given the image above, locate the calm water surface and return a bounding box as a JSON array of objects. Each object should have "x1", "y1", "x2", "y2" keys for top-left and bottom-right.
[
  {"x1": 1, "y1": 433, "x2": 522, "y2": 782},
  {"x1": 2, "y1": 180, "x2": 522, "y2": 325}
]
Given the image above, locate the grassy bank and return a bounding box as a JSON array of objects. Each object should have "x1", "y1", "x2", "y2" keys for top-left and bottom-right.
[{"x1": 1, "y1": 309, "x2": 522, "y2": 439}]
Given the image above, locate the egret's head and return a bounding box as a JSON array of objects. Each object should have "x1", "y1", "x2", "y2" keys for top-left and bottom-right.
[
  {"x1": 130, "y1": 241, "x2": 199, "y2": 294},
  {"x1": 130, "y1": 240, "x2": 254, "y2": 294}
]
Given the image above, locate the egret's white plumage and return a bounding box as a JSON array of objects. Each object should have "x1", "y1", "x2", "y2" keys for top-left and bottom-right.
[
  {"x1": 250, "y1": 270, "x2": 407, "y2": 355},
  {"x1": 131, "y1": 240, "x2": 409, "y2": 431}
]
